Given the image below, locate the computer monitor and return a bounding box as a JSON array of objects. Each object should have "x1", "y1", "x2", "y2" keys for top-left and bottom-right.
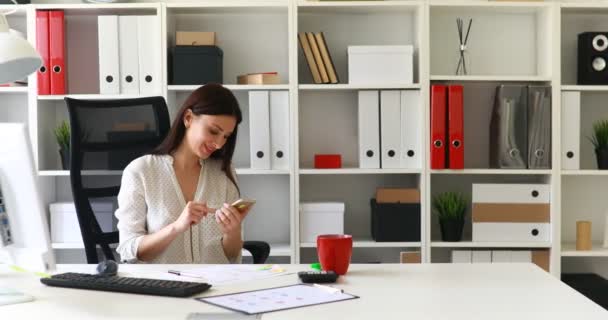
[{"x1": 0, "y1": 123, "x2": 55, "y2": 273}]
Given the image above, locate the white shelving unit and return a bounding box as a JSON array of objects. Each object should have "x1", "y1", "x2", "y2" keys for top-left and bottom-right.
[
  {"x1": 561, "y1": 243, "x2": 608, "y2": 257},
  {"x1": 0, "y1": 0, "x2": 604, "y2": 277}
]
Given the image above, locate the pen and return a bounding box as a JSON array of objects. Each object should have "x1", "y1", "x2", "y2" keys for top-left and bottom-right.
[
  {"x1": 167, "y1": 270, "x2": 206, "y2": 279},
  {"x1": 312, "y1": 283, "x2": 343, "y2": 294}
]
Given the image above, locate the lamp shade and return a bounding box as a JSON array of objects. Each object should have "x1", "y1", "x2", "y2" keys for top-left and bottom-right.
[{"x1": 0, "y1": 13, "x2": 41, "y2": 84}]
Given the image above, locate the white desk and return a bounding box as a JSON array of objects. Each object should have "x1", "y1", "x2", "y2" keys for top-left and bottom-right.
[{"x1": 1, "y1": 263, "x2": 606, "y2": 319}]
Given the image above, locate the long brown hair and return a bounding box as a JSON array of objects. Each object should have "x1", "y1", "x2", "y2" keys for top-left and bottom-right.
[{"x1": 152, "y1": 83, "x2": 242, "y2": 191}]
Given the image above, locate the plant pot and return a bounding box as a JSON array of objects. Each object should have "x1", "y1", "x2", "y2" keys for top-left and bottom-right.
[
  {"x1": 59, "y1": 148, "x2": 70, "y2": 170},
  {"x1": 595, "y1": 148, "x2": 608, "y2": 170},
  {"x1": 439, "y1": 218, "x2": 464, "y2": 242}
]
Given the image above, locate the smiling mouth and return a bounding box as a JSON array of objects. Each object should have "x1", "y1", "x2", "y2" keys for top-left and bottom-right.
[{"x1": 204, "y1": 145, "x2": 215, "y2": 154}]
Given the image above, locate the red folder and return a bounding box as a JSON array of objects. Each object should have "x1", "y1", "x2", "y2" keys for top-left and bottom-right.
[
  {"x1": 448, "y1": 85, "x2": 464, "y2": 169},
  {"x1": 430, "y1": 85, "x2": 447, "y2": 169},
  {"x1": 36, "y1": 10, "x2": 50, "y2": 95},
  {"x1": 49, "y1": 10, "x2": 66, "y2": 95}
]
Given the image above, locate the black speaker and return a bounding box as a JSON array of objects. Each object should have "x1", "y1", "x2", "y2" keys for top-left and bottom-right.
[{"x1": 578, "y1": 32, "x2": 608, "y2": 84}]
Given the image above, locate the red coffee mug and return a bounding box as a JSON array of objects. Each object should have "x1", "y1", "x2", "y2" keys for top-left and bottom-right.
[{"x1": 317, "y1": 234, "x2": 353, "y2": 275}]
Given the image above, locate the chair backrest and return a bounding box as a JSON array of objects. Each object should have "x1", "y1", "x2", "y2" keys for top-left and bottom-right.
[{"x1": 65, "y1": 97, "x2": 170, "y2": 264}]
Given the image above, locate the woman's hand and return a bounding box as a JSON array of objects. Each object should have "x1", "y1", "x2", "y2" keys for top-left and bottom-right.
[
  {"x1": 171, "y1": 201, "x2": 213, "y2": 233},
  {"x1": 214, "y1": 203, "x2": 249, "y2": 236}
]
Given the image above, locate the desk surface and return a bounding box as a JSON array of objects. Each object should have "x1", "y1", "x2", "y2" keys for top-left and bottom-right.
[{"x1": 1, "y1": 263, "x2": 606, "y2": 319}]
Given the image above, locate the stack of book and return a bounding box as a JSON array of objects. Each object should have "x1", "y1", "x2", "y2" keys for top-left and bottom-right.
[{"x1": 298, "y1": 32, "x2": 339, "y2": 84}]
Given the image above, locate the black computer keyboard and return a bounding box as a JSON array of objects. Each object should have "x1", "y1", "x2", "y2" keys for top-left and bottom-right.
[{"x1": 40, "y1": 272, "x2": 211, "y2": 298}]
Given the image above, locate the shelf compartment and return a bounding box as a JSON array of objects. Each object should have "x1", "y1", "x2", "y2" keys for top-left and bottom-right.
[
  {"x1": 299, "y1": 168, "x2": 421, "y2": 175},
  {"x1": 431, "y1": 241, "x2": 551, "y2": 248},
  {"x1": 168, "y1": 84, "x2": 290, "y2": 92},
  {"x1": 561, "y1": 243, "x2": 608, "y2": 257},
  {"x1": 431, "y1": 169, "x2": 552, "y2": 175},
  {"x1": 300, "y1": 240, "x2": 421, "y2": 248},
  {"x1": 430, "y1": 4, "x2": 552, "y2": 79},
  {"x1": 299, "y1": 84, "x2": 421, "y2": 90}
]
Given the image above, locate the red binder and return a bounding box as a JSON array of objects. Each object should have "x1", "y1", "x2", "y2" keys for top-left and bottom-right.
[
  {"x1": 448, "y1": 85, "x2": 464, "y2": 169},
  {"x1": 49, "y1": 10, "x2": 66, "y2": 95},
  {"x1": 430, "y1": 85, "x2": 447, "y2": 169},
  {"x1": 36, "y1": 10, "x2": 50, "y2": 95}
]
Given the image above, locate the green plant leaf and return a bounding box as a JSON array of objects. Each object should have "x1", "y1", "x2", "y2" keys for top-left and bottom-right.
[
  {"x1": 432, "y1": 191, "x2": 467, "y2": 221},
  {"x1": 53, "y1": 120, "x2": 70, "y2": 150},
  {"x1": 589, "y1": 119, "x2": 608, "y2": 151}
]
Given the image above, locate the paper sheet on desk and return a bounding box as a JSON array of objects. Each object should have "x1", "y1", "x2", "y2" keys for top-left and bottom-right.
[{"x1": 175, "y1": 265, "x2": 289, "y2": 286}]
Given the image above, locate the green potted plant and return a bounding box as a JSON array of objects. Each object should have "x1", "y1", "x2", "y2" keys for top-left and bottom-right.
[
  {"x1": 433, "y1": 191, "x2": 467, "y2": 242},
  {"x1": 590, "y1": 119, "x2": 608, "y2": 170},
  {"x1": 54, "y1": 120, "x2": 70, "y2": 170}
]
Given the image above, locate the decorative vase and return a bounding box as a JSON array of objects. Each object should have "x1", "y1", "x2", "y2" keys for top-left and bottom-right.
[
  {"x1": 595, "y1": 148, "x2": 608, "y2": 169},
  {"x1": 59, "y1": 148, "x2": 70, "y2": 170},
  {"x1": 440, "y1": 218, "x2": 464, "y2": 242}
]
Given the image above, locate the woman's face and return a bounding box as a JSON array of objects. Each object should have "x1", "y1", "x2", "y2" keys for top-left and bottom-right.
[{"x1": 183, "y1": 111, "x2": 237, "y2": 159}]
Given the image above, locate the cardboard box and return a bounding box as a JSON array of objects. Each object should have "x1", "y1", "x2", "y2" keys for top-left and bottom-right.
[
  {"x1": 300, "y1": 202, "x2": 344, "y2": 242},
  {"x1": 237, "y1": 73, "x2": 280, "y2": 85},
  {"x1": 472, "y1": 203, "x2": 550, "y2": 223},
  {"x1": 400, "y1": 251, "x2": 421, "y2": 264},
  {"x1": 176, "y1": 32, "x2": 215, "y2": 46},
  {"x1": 376, "y1": 188, "x2": 420, "y2": 203}
]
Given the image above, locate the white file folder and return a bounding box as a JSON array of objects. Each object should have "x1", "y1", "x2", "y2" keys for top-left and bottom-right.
[
  {"x1": 491, "y1": 250, "x2": 512, "y2": 263},
  {"x1": 118, "y1": 16, "x2": 140, "y2": 94},
  {"x1": 137, "y1": 16, "x2": 161, "y2": 95},
  {"x1": 472, "y1": 251, "x2": 492, "y2": 263},
  {"x1": 511, "y1": 250, "x2": 532, "y2": 263},
  {"x1": 249, "y1": 91, "x2": 271, "y2": 169},
  {"x1": 472, "y1": 184, "x2": 550, "y2": 204},
  {"x1": 561, "y1": 91, "x2": 581, "y2": 170},
  {"x1": 473, "y1": 222, "x2": 550, "y2": 242},
  {"x1": 269, "y1": 91, "x2": 290, "y2": 170},
  {"x1": 400, "y1": 90, "x2": 421, "y2": 169},
  {"x1": 451, "y1": 250, "x2": 471, "y2": 263},
  {"x1": 358, "y1": 91, "x2": 380, "y2": 169},
  {"x1": 97, "y1": 16, "x2": 119, "y2": 94},
  {"x1": 380, "y1": 90, "x2": 401, "y2": 168}
]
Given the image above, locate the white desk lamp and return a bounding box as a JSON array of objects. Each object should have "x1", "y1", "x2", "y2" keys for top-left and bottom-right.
[{"x1": 0, "y1": 5, "x2": 42, "y2": 84}]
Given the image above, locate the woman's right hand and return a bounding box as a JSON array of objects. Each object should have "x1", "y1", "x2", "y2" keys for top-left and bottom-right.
[{"x1": 171, "y1": 201, "x2": 213, "y2": 233}]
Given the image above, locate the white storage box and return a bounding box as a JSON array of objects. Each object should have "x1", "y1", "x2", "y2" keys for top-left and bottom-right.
[
  {"x1": 300, "y1": 202, "x2": 345, "y2": 243},
  {"x1": 348, "y1": 45, "x2": 413, "y2": 85},
  {"x1": 49, "y1": 202, "x2": 114, "y2": 244}
]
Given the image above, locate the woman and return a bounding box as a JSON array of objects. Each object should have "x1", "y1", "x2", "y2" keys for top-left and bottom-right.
[{"x1": 115, "y1": 83, "x2": 248, "y2": 264}]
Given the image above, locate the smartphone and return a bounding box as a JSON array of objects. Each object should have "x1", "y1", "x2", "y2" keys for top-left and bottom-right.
[{"x1": 231, "y1": 198, "x2": 256, "y2": 213}]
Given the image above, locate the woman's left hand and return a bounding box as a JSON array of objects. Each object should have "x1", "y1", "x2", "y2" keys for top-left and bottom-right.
[{"x1": 214, "y1": 203, "x2": 249, "y2": 235}]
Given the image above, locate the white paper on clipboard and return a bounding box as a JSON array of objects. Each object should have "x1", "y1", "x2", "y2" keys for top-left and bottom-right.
[{"x1": 196, "y1": 284, "x2": 358, "y2": 315}]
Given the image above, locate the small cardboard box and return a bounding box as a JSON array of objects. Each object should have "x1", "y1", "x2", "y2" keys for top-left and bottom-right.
[
  {"x1": 176, "y1": 32, "x2": 215, "y2": 46},
  {"x1": 237, "y1": 73, "x2": 280, "y2": 85},
  {"x1": 376, "y1": 188, "x2": 420, "y2": 203},
  {"x1": 400, "y1": 251, "x2": 421, "y2": 264}
]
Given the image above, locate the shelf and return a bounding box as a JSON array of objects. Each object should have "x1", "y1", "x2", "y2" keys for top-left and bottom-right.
[
  {"x1": 299, "y1": 168, "x2": 422, "y2": 175},
  {"x1": 33, "y1": 3, "x2": 159, "y2": 11},
  {"x1": 430, "y1": 75, "x2": 551, "y2": 82},
  {"x1": 561, "y1": 243, "x2": 608, "y2": 257},
  {"x1": 431, "y1": 1, "x2": 550, "y2": 11},
  {"x1": 298, "y1": 84, "x2": 421, "y2": 91},
  {"x1": 431, "y1": 242, "x2": 552, "y2": 248},
  {"x1": 430, "y1": 169, "x2": 552, "y2": 175},
  {"x1": 300, "y1": 240, "x2": 421, "y2": 248},
  {"x1": 561, "y1": 85, "x2": 608, "y2": 92},
  {"x1": 168, "y1": 85, "x2": 290, "y2": 92},
  {"x1": 235, "y1": 169, "x2": 291, "y2": 175},
  {"x1": 243, "y1": 243, "x2": 291, "y2": 257},
  {"x1": 38, "y1": 94, "x2": 150, "y2": 101},
  {"x1": 52, "y1": 243, "x2": 118, "y2": 249},
  {"x1": 562, "y1": 170, "x2": 608, "y2": 176},
  {"x1": 39, "y1": 170, "x2": 123, "y2": 176},
  {"x1": 297, "y1": 0, "x2": 420, "y2": 11},
  {"x1": 0, "y1": 86, "x2": 28, "y2": 93}
]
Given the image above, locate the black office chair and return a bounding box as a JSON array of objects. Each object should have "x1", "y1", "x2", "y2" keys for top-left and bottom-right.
[{"x1": 65, "y1": 96, "x2": 270, "y2": 264}]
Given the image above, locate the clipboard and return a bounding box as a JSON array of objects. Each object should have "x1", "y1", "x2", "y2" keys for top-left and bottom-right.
[{"x1": 195, "y1": 284, "x2": 359, "y2": 315}]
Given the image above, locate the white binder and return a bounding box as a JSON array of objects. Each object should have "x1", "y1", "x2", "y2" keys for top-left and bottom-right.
[
  {"x1": 400, "y1": 90, "x2": 422, "y2": 169},
  {"x1": 118, "y1": 16, "x2": 140, "y2": 94},
  {"x1": 358, "y1": 90, "x2": 380, "y2": 169},
  {"x1": 561, "y1": 91, "x2": 581, "y2": 170},
  {"x1": 473, "y1": 222, "x2": 550, "y2": 242},
  {"x1": 511, "y1": 250, "x2": 532, "y2": 263},
  {"x1": 491, "y1": 250, "x2": 512, "y2": 263},
  {"x1": 380, "y1": 90, "x2": 401, "y2": 168},
  {"x1": 97, "y1": 16, "x2": 119, "y2": 94},
  {"x1": 451, "y1": 250, "x2": 472, "y2": 263},
  {"x1": 472, "y1": 251, "x2": 492, "y2": 263},
  {"x1": 472, "y1": 184, "x2": 550, "y2": 204},
  {"x1": 269, "y1": 91, "x2": 290, "y2": 170},
  {"x1": 137, "y1": 16, "x2": 161, "y2": 95},
  {"x1": 249, "y1": 91, "x2": 271, "y2": 169}
]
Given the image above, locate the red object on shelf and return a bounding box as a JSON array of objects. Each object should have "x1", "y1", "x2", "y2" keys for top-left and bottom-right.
[
  {"x1": 36, "y1": 10, "x2": 50, "y2": 95},
  {"x1": 314, "y1": 154, "x2": 342, "y2": 169},
  {"x1": 430, "y1": 85, "x2": 447, "y2": 169},
  {"x1": 448, "y1": 85, "x2": 464, "y2": 169},
  {"x1": 49, "y1": 10, "x2": 66, "y2": 95}
]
